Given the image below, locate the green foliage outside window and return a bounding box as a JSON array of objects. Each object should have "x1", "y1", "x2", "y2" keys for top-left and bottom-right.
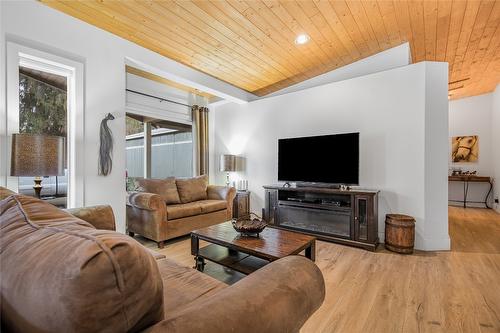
[
  {"x1": 19, "y1": 73, "x2": 67, "y2": 136},
  {"x1": 126, "y1": 116, "x2": 144, "y2": 136}
]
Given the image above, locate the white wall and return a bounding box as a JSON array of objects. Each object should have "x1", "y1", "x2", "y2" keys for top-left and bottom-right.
[
  {"x1": 492, "y1": 85, "x2": 500, "y2": 212},
  {"x1": 0, "y1": 1, "x2": 239, "y2": 232},
  {"x1": 424, "y1": 63, "x2": 450, "y2": 249},
  {"x1": 212, "y1": 62, "x2": 450, "y2": 250},
  {"x1": 448, "y1": 93, "x2": 494, "y2": 207}
]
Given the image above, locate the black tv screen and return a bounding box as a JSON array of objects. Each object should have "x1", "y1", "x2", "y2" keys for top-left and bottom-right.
[{"x1": 278, "y1": 133, "x2": 359, "y2": 185}]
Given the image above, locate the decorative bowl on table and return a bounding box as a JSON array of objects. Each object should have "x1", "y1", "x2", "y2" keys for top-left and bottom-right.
[{"x1": 231, "y1": 213, "x2": 267, "y2": 237}]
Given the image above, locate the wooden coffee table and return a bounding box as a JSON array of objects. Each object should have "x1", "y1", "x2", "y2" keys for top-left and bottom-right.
[{"x1": 191, "y1": 221, "x2": 316, "y2": 274}]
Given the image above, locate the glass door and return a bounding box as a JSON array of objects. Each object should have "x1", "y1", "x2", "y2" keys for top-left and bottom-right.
[{"x1": 355, "y1": 195, "x2": 372, "y2": 242}]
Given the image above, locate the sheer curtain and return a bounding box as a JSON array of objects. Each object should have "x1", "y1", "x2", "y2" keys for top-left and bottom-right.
[{"x1": 192, "y1": 105, "x2": 209, "y2": 176}]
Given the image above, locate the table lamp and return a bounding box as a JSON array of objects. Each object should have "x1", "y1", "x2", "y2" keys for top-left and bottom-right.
[
  {"x1": 10, "y1": 134, "x2": 65, "y2": 198},
  {"x1": 219, "y1": 154, "x2": 236, "y2": 187}
]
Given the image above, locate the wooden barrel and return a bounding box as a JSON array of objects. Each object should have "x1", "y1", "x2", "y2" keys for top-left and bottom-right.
[{"x1": 385, "y1": 214, "x2": 415, "y2": 254}]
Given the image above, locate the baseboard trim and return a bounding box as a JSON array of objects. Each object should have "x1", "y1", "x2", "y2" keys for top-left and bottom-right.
[
  {"x1": 420, "y1": 235, "x2": 450, "y2": 251},
  {"x1": 378, "y1": 232, "x2": 385, "y2": 243},
  {"x1": 379, "y1": 232, "x2": 450, "y2": 251}
]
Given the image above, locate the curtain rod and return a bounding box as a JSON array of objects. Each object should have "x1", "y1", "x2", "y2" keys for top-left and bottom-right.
[{"x1": 126, "y1": 88, "x2": 192, "y2": 108}]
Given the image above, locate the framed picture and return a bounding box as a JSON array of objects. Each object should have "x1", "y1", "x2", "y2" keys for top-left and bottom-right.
[{"x1": 451, "y1": 135, "x2": 479, "y2": 163}]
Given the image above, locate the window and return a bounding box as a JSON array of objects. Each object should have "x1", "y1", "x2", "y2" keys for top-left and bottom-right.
[
  {"x1": 126, "y1": 113, "x2": 193, "y2": 183},
  {"x1": 151, "y1": 127, "x2": 193, "y2": 178},
  {"x1": 17, "y1": 66, "x2": 68, "y2": 207},
  {"x1": 126, "y1": 115, "x2": 144, "y2": 177},
  {"x1": 5, "y1": 42, "x2": 84, "y2": 208}
]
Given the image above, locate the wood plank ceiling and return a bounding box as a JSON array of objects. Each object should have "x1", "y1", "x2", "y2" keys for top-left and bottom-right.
[{"x1": 41, "y1": 0, "x2": 500, "y2": 100}]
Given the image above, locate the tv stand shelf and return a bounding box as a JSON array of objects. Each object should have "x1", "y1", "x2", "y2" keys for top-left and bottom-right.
[{"x1": 263, "y1": 185, "x2": 379, "y2": 251}]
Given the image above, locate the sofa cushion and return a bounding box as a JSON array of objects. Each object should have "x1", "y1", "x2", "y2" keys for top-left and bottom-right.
[
  {"x1": 0, "y1": 195, "x2": 164, "y2": 333},
  {"x1": 136, "y1": 177, "x2": 181, "y2": 204},
  {"x1": 176, "y1": 175, "x2": 208, "y2": 203},
  {"x1": 167, "y1": 202, "x2": 202, "y2": 220},
  {"x1": 155, "y1": 257, "x2": 227, "y2": 318},
  {"x1": 198, "y1": 200, "x2": 227, "y2": 214}
]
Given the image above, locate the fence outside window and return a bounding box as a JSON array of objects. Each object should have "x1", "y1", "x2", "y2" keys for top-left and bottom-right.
[{"x1": 126, "y1": 128, "x2": 193, "y2": 179}]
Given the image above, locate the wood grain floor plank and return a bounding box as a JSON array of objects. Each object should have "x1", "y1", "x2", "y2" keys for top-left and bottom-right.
[{"x1": 137, "y1": 206, "x2": 500, "y2": 332}]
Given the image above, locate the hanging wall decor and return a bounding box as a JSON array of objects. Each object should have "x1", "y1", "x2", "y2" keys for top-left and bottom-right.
[
  {"x1": 98, "y1": 113, "x2": 115, "y2": 176},
  {"x1": 451, "y1": 135, "x2": 479, "y2": 163}
]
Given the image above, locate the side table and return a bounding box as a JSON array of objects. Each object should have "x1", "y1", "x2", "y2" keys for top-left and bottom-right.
[{"x1": 233, "y1": 190, "x2": 250, "y2": 218}]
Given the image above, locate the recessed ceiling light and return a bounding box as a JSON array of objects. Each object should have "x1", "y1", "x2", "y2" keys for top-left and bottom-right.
[{"x1": 295, "y1": 34, "x2": 310, "y2": 45}]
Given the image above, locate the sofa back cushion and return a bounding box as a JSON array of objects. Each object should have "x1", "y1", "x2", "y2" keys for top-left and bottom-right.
[
  {"x1": 0, "y1": 194, "x2": 164, "y2": 333},
  {"x1": 135, "y1": 177, "x2": 181, "y2": 204},
  {"x1": 176, "y1": 175, "x2": 208, "y2": 203}
]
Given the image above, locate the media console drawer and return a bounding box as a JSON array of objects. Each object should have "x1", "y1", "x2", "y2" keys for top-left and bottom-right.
[{"x1": 264, "y1": 185, "x2": 379, "y2": 251}]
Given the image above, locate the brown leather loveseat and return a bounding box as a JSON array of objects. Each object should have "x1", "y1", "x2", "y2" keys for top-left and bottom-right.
[
  {"x1": 0, "y1": 188, "x2": 325, "y2": 333},
  {"x1": 127, "y1": 175, "x2": 236, "y2": 248}
]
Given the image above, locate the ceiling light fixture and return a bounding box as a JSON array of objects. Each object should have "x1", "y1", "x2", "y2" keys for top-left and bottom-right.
[{"x1": 295, "y1": 33, "x2": 310, "y2": 45}]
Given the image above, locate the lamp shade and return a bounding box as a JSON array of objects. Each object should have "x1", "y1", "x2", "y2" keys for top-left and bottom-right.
[
  {"x1": 219, "y1": 154, "x2": 236, "y2": 172},
  {"x1": 10, "y1": 134, "x2": 65, "y2": 177}
]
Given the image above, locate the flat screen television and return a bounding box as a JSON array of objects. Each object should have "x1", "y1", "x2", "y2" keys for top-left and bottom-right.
[{"x1": 278, "y1": 132, "x2": 359, "y2": 185}]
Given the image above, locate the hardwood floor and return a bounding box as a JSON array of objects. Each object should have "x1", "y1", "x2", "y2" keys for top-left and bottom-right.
[{"x1": 139, "y1": 207, "x2": 500, "y2": 332}]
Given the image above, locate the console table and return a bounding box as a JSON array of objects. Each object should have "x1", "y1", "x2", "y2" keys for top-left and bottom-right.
[
  {"x1": 448, "y1": 175, "x2": 493, "y2": 208},
  {"x1": 263, "y1": 185, "x2": 379, "y2": 251}
]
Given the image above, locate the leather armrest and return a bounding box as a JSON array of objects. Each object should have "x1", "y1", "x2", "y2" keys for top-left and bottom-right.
[
  {"x1": 65, "y1": 205, "x2": 116, "y2": 231},
  {"x1": 145, "y1": 256, "x2": 325, "y2": 333},
  {"x1": 127, "y1": 192, "x2": 166, "y2": 211},
  {"x1": 207, "y1": 185, "x2": 235, "y2": 201},
  {"x1": 207, "y1": 186, "x2": 236, "y2": 218}
]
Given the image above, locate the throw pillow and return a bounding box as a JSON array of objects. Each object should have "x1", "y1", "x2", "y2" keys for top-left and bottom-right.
[
  {"x1": 176, "y1": 175, "x2": 208, "y2": 203},
  {"x1": 135, "y1": 177, "x2": 181, "y2": 204}
]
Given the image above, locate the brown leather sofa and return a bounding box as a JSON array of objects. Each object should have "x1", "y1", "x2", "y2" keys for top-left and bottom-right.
[
  {"x1": 127, "y1": 175, "x2": 236, "y2": 248},
  {"x1": 0, "y1": 188, "x2": 325, "y2": 333}
]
